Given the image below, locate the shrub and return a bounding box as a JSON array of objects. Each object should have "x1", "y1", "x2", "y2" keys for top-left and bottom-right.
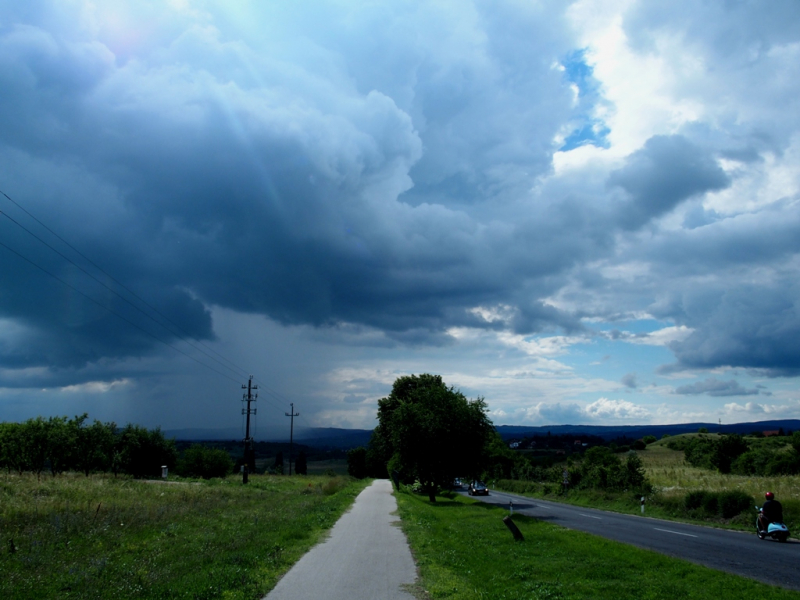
[
  {"x1": 176, "y1": 445, "x2": 233, "y2": 479},
  {"x1": 718, "y1": 491, "x2": 754, "y2": 519},
  {"x1": 642, "y1": 435, "x2": 657, "y2": 445},
  {"x1": 632, "y1": 440, "x2": 646, "y2": 451},
  {"x1": 711, "y1": 434, "x2": 749, "y2": 474},
  {"x1": 685, "y1": 490, "x2": 710, "y2": 511},
  {"x1": 701, "y1": 493, "x2": 719, "y2": 515},
  {"x1": 684, "y1": 436, "x2": 716, "y2": 470},
  {"x1": 684, "y1": 490, "x2": 752, "y2": 519},
  {"x1": 321, "y1": 476, "x2": 348, "y2": 496}
]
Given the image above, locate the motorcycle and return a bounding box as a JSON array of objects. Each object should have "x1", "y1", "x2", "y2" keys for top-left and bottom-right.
[{"x1": 756, "y1": 506, "x2": 790, "y2": 542}]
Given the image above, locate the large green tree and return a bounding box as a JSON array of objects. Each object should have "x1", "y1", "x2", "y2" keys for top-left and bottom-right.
[{"x1": 373, "y1": 374, "x2": 494, "y2": 502}]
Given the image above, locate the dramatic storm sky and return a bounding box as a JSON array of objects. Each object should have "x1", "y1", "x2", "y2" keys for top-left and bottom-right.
[{"x1": 2, "y1": 0, "x2": 800, "y2": 437}]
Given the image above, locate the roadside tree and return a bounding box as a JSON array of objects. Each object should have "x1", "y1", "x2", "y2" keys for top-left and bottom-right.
[{"x1": 373, "y1": 374, "x2": 494, "y2": 502}]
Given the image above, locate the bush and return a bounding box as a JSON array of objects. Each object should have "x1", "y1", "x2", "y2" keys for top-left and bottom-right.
[
  {"x1": 719, "y1": 491, "x2": 754, "y2": 519},
  {"x1": 684, "y1": 490, "x2": 752, "y2": 519},
  {"x1": 642, "y1": 436, "x2": 657, "y2": 445},
  {"x1": 685, "y1": 490, "x2": 710, "y2": 511},
  {"x1": 632, "y1": 440, "x2": 646, "y2": 451},
  {"x1": 176, "y1": 445, "x2": 233, "y2": 479},
  {"x1": 577, "y1": 447, "x2": 650, "y2": 493},
  {"x1": 701, "y1": 493, "x2": 719, "y2": 515}
]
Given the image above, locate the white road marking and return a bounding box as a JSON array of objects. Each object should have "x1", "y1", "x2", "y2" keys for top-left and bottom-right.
[
  {"x1": 579, "y1": 513, "x2": 602, "y2": 519},
  {"x1": 654, "y1": 527, "x2": 698, "y2": 538}
]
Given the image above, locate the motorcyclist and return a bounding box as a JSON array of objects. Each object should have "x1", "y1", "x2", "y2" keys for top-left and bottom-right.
[{"x1": 759, "y1": 492, "x2": 783, "y2": 531}]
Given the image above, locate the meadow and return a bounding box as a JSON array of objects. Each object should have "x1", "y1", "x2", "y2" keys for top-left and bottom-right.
[
  {"x1": 396, "y1": 488, "x2": 800, "y2": 600},
  {"x1": 0, "y1": 472, "x2": 369, "y2": 600}
]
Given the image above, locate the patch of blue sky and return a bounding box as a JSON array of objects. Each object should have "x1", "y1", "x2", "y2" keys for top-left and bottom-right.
[
  {"x1": 559, "y1": 48, "x2": 610, "y2": 151},
  {"x1": 567, "y1": 335, "x2": 675, "y2": 380},
  {"x1": 561, "y1": 121, "x2": 611, "y2": 151},
  {"x1": 589, "y1": 318, "x2": 676, "y2": 335}
]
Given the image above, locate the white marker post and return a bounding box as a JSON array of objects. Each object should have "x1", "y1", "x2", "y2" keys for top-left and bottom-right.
[
  {"x1": 510, "y1": 500, "x2": 513, "y2": 515},
  {"x1": 641, "y1": 496, "x2": 645, "y2": 514}
]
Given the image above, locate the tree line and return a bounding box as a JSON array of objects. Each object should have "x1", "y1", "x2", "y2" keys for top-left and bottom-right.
[
  {"x1": 673, "y1": 431, "x2": 800, "y2": 475},
  {"x1": 0, "y1": 414, "x2": 177, "y2": 478}
]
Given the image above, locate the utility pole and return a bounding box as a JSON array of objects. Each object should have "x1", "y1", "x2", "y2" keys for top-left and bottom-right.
[
  {"x1": 285, "y1": 403, "x2": 299, "y2": 475},
  {"x1": 242, "y1": 376, "x2": 257, "y2": 484}
]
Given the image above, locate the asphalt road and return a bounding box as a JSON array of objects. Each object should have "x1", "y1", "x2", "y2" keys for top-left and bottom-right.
[
  {"x1": 263, "y1": 479, "x2": 416, "y2": 600},
  {"x1": 461, "y1": 488, "x2": 800, "y2": 591}
]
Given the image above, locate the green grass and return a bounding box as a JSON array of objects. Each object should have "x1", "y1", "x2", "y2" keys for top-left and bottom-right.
[
  {"x1": 396, "y1": 489, "x2": 800, "y2": 600},
  {"x1": 0, "y1": 472, "x2": 370, "y2": 599}
]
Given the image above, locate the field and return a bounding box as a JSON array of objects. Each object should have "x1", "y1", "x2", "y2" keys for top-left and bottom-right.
[
  {"x1": 397, "y1": 488, "x2": 800, "y2": 600},
  {"x1": 305, "y1": 458, "x2": 349, "y2": 476},
  {"x1": 0, "y1": 472, "x2": 369, "y2": 600},
  {"x1": 643, "y1": 436, "x2": 800, "y2": 500}
]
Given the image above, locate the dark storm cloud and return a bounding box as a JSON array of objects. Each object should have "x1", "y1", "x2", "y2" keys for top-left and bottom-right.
[
  {"x1": 0, "y1": 1, "x2": 592, "y2": 382},
  {"x1": 666, "y1": 282, "x2": 800, "y2": 376},
  {"x1": 607, "y1": 135, "x2": 730, "y2": 230},
  {"x1": 674, "y1": 378, "x2": 760, "y2": 397},
  {"x1": 621, "y1": 373, "x2": 637, "y2": 389}
]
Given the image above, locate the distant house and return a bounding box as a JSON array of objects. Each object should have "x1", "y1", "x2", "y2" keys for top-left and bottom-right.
[
  {"x1": 509, "y1": 441, "x2": 520, "y2": 449},
  {"x1": 763, "y1": 430, "x2": 781, "y2": 437},
  {"x1": 574, "y1": 440, "x2": 582, "y2": 445}
]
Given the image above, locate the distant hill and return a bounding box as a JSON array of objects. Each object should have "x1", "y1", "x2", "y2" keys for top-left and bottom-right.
[
  {"x1": 163, "y1": 427, "x2": 245, "y2": 441},
  {"x1": 494, "y1": 420, "x2": 800, "y2": 441},
  {"x1": 163, "y1": 426, "x2": 373, "y2": 449},
  {"x1": 165, "y1": 419, "x2": 800, "y2": 448},
  {"x1": 293, "y1": 427, "x2": 373, "y2": 448}
]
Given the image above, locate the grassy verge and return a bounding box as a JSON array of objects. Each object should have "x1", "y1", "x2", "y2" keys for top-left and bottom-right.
[
  {"x1": 0, "y1": 472, "x2": 370, "y2": 599},
  {"x1": 396, "y1": 489, "x2": 800, "y2": 600},
  {"x1": 492, "y1": 440, "x2": 800, "y2": 535}
]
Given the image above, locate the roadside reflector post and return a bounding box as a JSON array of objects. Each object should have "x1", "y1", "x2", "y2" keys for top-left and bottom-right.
[
  {"x1": 503, "y1": 516, "x2": 524, "y2": 541},
  {"x1": 510, "y1": 500, "x2": 513, "y2": 515},
  {"x1": 161, "y1": 465, "x2": 168, "y2": 479},
  {"x1": 641, "y1": 496, "x2": 645, "y2": 514}
]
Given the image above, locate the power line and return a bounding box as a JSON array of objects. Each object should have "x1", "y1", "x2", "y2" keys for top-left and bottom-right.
[
  {"x1": 0, "y1": 189, "x2": 268, "y2": 382},
  {"x1": 0, "y1": 204, "x2": 251, "y2": 382},
  {"x1": 0, "y1": 239, "x2": 243, "y2": 384}
]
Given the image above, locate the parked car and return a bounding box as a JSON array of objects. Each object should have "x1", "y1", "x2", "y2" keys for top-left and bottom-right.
[
  {"x1": 469, "y1": 480, "x2": 489, "y2": 496},
  {"x1": 453, "y1": 478, "x2": 464, "y2": 489}
]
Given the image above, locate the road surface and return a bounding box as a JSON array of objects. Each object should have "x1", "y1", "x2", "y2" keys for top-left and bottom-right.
[
  {"x1": 264, "y1": 479, "x2": 416, "y2": 600},
  {"x1": 463, "y1": 488, "x2": 800, "y2": 590}
]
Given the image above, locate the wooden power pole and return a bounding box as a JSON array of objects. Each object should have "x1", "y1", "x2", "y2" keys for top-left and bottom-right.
[
  {"x1": 285, "y1": 403, "x2": 299, "y2": 475},
  {"x1": 242, "y1": 376, "x2": 257, "y2": 484}
]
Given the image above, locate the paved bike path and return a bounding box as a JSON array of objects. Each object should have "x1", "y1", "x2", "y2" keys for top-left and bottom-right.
[{"x1": 263, "y1": 479, "x2": 417, "y2": 600}]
